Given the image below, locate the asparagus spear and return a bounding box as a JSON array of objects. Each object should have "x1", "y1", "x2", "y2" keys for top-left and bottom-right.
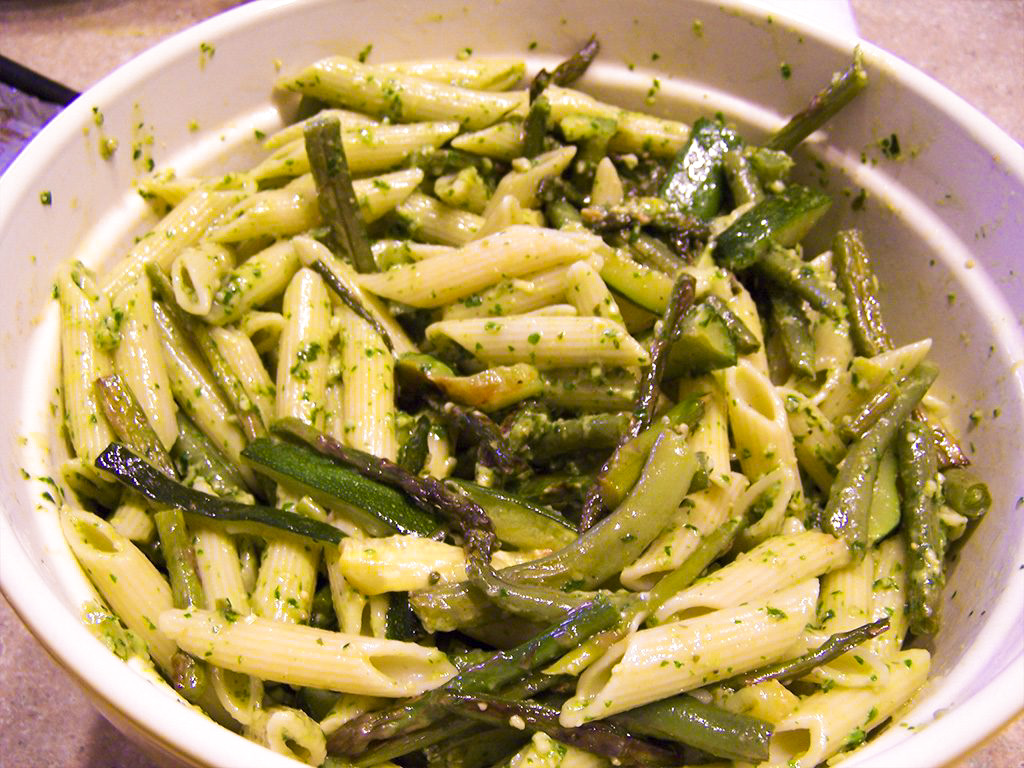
[
  {"x1": 580, "y1": 271, "x2": 696, "y2": 530},
  {"x1": 327, "y1": 598, "x2": 617, "y2": 755},
  {"x1": 305, "y1": 115, "x2": 376, "y2": 273},
  {"x1": 767, "y1": 47, "x2": 868, "y2": 152},
  {"x1": 95, "y1": 442, "x2": 346, "y2": 545},
  {"x1": 824, "y1": 361, "x2": 938, "y2": 556},
  {"x1": 94, "y1": 374, "x2": 177, "y2": 478},
  {"x1": 611, "y1": 695, "x2": 773, "y2": 763},
  {"x1": 718, "y1": 618, "x2": 890, "y2": 688},
  {"x1": 942, "y1": 467, "x2": 991, "y2": 520},
  {"x1": 898, "y1": 420, "x2": 945, "y2": 635},
  {"x1": 441, "y1": 694, "x2": 683, "y2": 766},
  {"x1": 770, "y1": 291, "x2": 817, "y2": 378},
  {"x1": 397, "y1": 414, "x2": 431, "y2": 474}
]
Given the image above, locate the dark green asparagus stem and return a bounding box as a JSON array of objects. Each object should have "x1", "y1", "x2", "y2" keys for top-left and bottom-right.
[
  {"x1": 153, "y1": 504, "x2": 209, "y2": 704},
  {"x1": 718, "y1": 618, "x2": 890, "y2": 688},
  {"x1": 770, "y1": 292, "x2": 817, "y2": 378},
  {"x1": 147, "y1": 264, "x2": 266, "y2": 440},
  {"x1": 549, "y1": 34, "x2": 600, "y2": 87},
  {"x1": 767, "y1": 48, "x2": 868, "y2": 152},
  {"x1": 611, "y1": 695, "x2": 773, "y2": 763},
  {"x1": 545, "y1": 199, "x2": 584, "y2": 229},
  {"x1": 942, "y1": 467, "x2": 991, "y2": 520},
  {"x1": 327, "y1": 598, "x2": 617, "y2": 755},
  {"x1": 520, "y1": 411, "x2": 633, "y2": 463},
  {"x1": 580, "y1": 272, "x2": 696, "y2": 530},
  {"x1": 433, "y1": 398, "x2": 524, "y2": 475},
  {"x1": 153, "y1": 506, "x2": 205, "y2": 610},
  {"x1": 310, "y1": 258, "x2": 394, "y2": 352},
  {"x1": 522, "y1": 94, "x2": 551, "y2": 158},
  {"x1": 305, "y1": 115, "x2": 376, "y2": 273},
  {"x1": 832, "y1": 229, "x2": 892, "y2": 357},
  {"x1": 398, "y1": 414, "x2": 431, "y2": 474},
  {"x1": 95, "y1": 442, "x2": 345, "y2": 545},
  {"x1": 441, "y1": 694, "x2": 683, "y2": 766},
  {"x1": 898, "y1": 420, "x2": 945, "y2": 635},
  {"x1": 170, "y1": 412, "x2": 246, "y2": 496},
  {"x1": 422, "y1": 725, "x2": 528, "y2": 768},
  {"x1": 722, "y1": 148, "x2": 764, "y2": 206},
  {"x1": 823, "y1": 361, "x2": 938, "y2": 555},
  {"x1": 758, "y1": 246, "x2": 846, "y2": 320},
  {"x1": 596, "y1": 395, "x2": 705, "y2": 510},
  {"x1": 94, "y1": 374, "x2": 177, "y2": 478},
  {"x1": 841, "y1": 377, "x2": 901, "y2": 442},
  {"x1": 703, "y1": 295, "x2": 762, "y2": 354},
  {"x1": 615, "y1": 231, "x2": 686, "y2": 275},
  {"x1": 411, "y1": 430, "x2": 696, "y2": 631},
  {"x1": 832, "y1": 229, "x2": 968, "y2": 468}
]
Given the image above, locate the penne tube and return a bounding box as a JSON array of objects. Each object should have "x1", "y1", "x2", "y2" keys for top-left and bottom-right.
[
  {"x1": 263, "y1": 108, "x2": 378, "y2": 150},
  {"x1": 441, "y1": 262, "x2": 576, "y2": 321},
  {"x1": 426, "y1": 315, "x2": 649, "y2": 369},
  {"x1": 565, "y1": 259, "x2": 624, "y2": 325},
  {"x1": 337, "y1": 304, "x2": 397, "y2": 461},
  {"x1": 654, "y1": 531, "x2": 851, "y2": 622},
  {"x1": 56, "y1": 262, "x2": 115, "y2": 466},
  {"x1": 112, "y1": 273, "x2": 179, "y2": 449},
  {"x1": 169, "y1": 242, "x2": 235, "y2": 317},
  {"x1": 210, "y1": 168, "x2": 423, "y2": 243},
  {"x1": 207, "y1": 325, "x2": 276, "y2": 432},
  {"x1": 767, "y1": 650, "x2": 930, "y2": 767},
  {"x1": 159, "y1": 608, "x2": 457, "y2": 696},
  {"x1": 275, "y1": 268, "x2": 331, "y2": 430},
  {"x1": 61, "y1": 507, "x2": 178, "y2": 675},
  {"x1": 482, "y1": 146, "x2": 577, "y2": 217},
  {"x1": 206, "y1": 240, "x2": 301, "y2": 326},
  {"x1": 339, "y1": 535, "x2": 549, "y2": 595},
  {"x1": 276, "y1": 56, "x2": 527, "y2": 129},
  {"x1": 102, "y1": 186, "x2": 247, "y2": 299},
  {"x1": 359, "y1": 225, "x2": 609, "y2": 308},
  {"x1": 394, "y1": 191, "x2": 484, "y2": 245},
  {"x1": 378, "y1": 58, "x2": 525, "y2": 90},
  {"x1": 244, "y1": 706, "x2": 326, "y2": 766},
  {"x1": 450, "y1": 120, "x2": 525, "y2": 161},
  {"x1": 560, "y1": 579, "x2": 819, "y2": 726},
  {"x1": 250, "y1": 121, "x2": 460, "y2": 180}
]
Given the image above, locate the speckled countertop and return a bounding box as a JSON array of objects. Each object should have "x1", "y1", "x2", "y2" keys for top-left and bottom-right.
[{"x1": 1, "y1": 1, "x2": 1022, "y2": 767}]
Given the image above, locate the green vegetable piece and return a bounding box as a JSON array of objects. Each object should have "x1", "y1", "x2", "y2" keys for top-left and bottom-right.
[
  {"x1": 662, "y1": 300, "x2": 738, "y2": 380},
  {"x1": 823, "y1": 361, "x2": 938, "y2": 555},
  {"x1": 898, "y1": 420, "x2": 945, "y2": 636},
  {"x1": 660, "y1": 117, "x2": 742, "y2": 219},
  {"x1": 397, "y1": 415, "x2": 431, "y2": 475},
  {"x1": 611, "y1": 694, "x2": 772, "y2": 763},
  {"x1": 96, "y1": 442, "x2": 346, "y2": 545},
  {"x1": 385, "y1": 592, "x2": 426, "y2": 641},
  {"x1": 599, "y1": 249, "x2": 675, "y2": 314},
  {"x1": 758, "y1": 246, "x2": 846, "y2": 320},
  {"x1": 768, "y1": 48, "x2": 868, "y2": 152},
  {"x1": 703, "y1": 295, "x2": 761, "y2": 354},
  {"x1": 712, "y1": 184, "x2": 832, "y2": 271},
  {"x1": 242, "y1": 437, "x2": 442, "y2": 538},
  {"x1": 94, "y1": 373, "x2": 177, "y2": 478},
  {"x1": 942, "y1": 467, "x2": 991, "y2": 520},
  {"x1": 305, "y1": 116, "x2": 376, "y2": 273},
  {"x1": 867, "y1": 448, "x2": 900, "y2": 543},
  {"x1": 833, "y1": 228, "x2": 892, "y2": 357},
  {"x1": 770, "y1": 292, "x2": 816, "y2": 378},
  {"x1": 447, "y1": 479, "x2": 577, "y2": 550}
]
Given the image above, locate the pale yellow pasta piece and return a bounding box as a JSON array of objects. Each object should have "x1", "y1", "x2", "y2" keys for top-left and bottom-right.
[
  {"x1": 360, "y1": 225, "x2": 608, "y2": 308},
  {"x1": 767, "y1": 650, "x2": 930, "y2": 767},
  {"x1": 561, "y1": 579, "x2": 819, "y2": 725},
  {"x1": 426, "y1": 315, "x2": 648, "y2": 369},
  {"x1": 61, "y1": 507, "x2": 177, "y2": 674},
  {"x1": 340, "y1": 535, "x2": 549, "y2": 595},
  {"x1": 244, "y1": 705, "x2": 326, "y2": 766},
  {"x1": 482, "y1": 146, "x2": 577, "y2": 218},
  {"x1": 655, "y1": 531, "x2": 850, "y2": 623},
  {"x1": 112, "y1": 273, "x2": 178, "y2": 450},
  {"x1": 159, "y1": 608, "x2": 457, "y2": 696},
  {"x1": 169, "y1": 241, "x2": 235, "y2": 317}
]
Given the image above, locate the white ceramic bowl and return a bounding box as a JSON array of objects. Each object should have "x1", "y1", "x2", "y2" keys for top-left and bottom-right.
[{"x1": 1, "y1": 1, "x2": 1022, "y2": 766}]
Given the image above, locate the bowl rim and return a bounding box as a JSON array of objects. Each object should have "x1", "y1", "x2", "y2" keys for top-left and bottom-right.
[{"x1": 1, "y1": 0, "x2": 1022, "y2": 766}]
